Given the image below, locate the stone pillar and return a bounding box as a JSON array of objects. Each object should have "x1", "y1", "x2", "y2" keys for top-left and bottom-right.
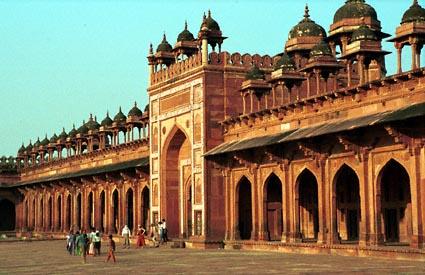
[
  {"x1": 410, "y1": 146, "x2": 424, "y2": 248},
  {"x1": 395, "y1": 42, "x2": 403, "y2": 74}
]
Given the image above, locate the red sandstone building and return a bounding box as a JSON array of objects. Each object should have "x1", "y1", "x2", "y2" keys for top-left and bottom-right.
[{"x1": 1, "y1": 0, "x2": 425, "y2": 259}]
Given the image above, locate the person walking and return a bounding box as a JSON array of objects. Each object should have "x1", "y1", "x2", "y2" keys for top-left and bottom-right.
[
  {"x1": 161, "y1": 219, "x2": 169, "y2": 242},
  {"x1": 121, "y1": 225, "x2": 131, "y2": 249},
  {"x1": 135, "y1": 225, "x2": 146, "y2": 248},
  {"x1": 93, "y1": 230, "x2": 101, "y2": 256},
  {"x1": 105, "y1": 234, "x2": 116, "y2": 264},
  {"x1": 75, "y1": 231, "x2": 88, "y2": 264},
  {"x1": 66, "y1": 230, "x2": 76, "y2": 255}
]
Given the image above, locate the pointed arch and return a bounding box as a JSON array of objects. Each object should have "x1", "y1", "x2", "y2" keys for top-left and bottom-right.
[
  {"x1": 236, "y1": 176, "x2": 252, "y2": 240},
  {"x1": 112, "y1": 189, "x2": 119, "y2": 233},
  {"x1": 295, "y1": 169, "x2": 318, "y2": 242},
  {"x1": 141, "y1": 186, "x2": 150, "y2": 230},
  {"x1": 100, "y1": 190, "x2": 106, "y2": 232},
  {"x1": 378, "y1": 159, "x2": 412, "y2": 244},
  {"x1": 263, "y1": 173, "x2": 283, "y2": 241},
  {"x1": 126, "y1": 187, "x2": 134, "y2": 232},
  {"x1": 333, "y1": 164, "x2": 360, "y2": 242}
]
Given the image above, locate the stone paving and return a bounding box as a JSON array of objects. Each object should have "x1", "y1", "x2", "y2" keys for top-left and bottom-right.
[{"x1": 0, "y1": 239, "x2": 425, "y2": 275}]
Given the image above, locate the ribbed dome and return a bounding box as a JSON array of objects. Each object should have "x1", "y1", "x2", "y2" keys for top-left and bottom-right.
[
  {"x1": 156, "y1": 34, "x2": 173, "y2": 53},
  {"x1": 334, "y1": 0, "x2": 378, "y2": 24},
  {"x1": 68, "y1": 125, "x2": 78, "y2": 138},
  {"x1": 206, "y1": 10, "x2": 220, "y2": 31},
  {"x1": 86, "y1": 114, "x2": 100, "y2": 131},
  {"x1": 274, "y1": 53, "x2": 296, "y2": 70},
  {"x1": 177, "y1": 21, "x2": 195, "y2": 42},
  {"x1": 310, "y1": 38, "x2": 333, "y2": 58},
  {"x1": 101, "y1": 112, "x2": 113, "y2": 127},
  {"x1": 49, "y1": 133, "x2": 58, "y2": 143},
  {"x1": 245, "y1": 65, "x2": 265, "y2": 80},
  {"x1": 77, "y1": 121, "x2": 88, "y2": 134},
  {"x1": 289, "y1": 5, "x2": 326, "y2": 40},
  {"x1": 128, "y1": 102, "x2": 143, "y2": 117},
  {"x1": 59, "y1": 128, "x2": 68, "y2": 140},
  {"x1": 114, "y1": 107, "x2": 127, "y2": 123},
  {"x1": 41, "y1": 135, "x2": 50, "y2": 146},
  {"x1": 351, "y1": 24, "x2": 378, "y2": 41},
  {"x1": 401, "y1": 0, "x2": 425, "y2": 24}
]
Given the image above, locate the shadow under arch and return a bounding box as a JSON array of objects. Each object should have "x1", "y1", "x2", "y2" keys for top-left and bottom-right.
[
  {"x1": 377, "y1": 159, "x2": 412, "y2": 244},
  {"x1": 236, "y1": 176, "x2": 252, "y2": 240},
  {"x1": 263, "y1": 172, "x2": 282, "y2": 241}
]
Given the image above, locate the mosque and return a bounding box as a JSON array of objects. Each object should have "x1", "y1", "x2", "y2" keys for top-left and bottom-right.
[{"x1": 0, "y1": 0, "x2": 425, "y2": 259}]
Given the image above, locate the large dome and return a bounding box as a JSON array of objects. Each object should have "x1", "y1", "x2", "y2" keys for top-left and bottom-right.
[
  {"x1": 401, "y1": 0, "x2": 425, "y2": 25},
  {"x1": 289, "y1": 5, "x2": 326, "y2": 40},
  {"x1": 333, "y1": 0, "x2": 378, "y2": 24}
]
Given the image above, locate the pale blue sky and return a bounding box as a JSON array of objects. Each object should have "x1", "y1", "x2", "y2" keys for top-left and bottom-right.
[{"x1": 0, "y1": 0, "x2": 413, "y2": 156}]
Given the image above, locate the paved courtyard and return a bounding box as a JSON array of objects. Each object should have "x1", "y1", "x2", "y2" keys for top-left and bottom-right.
[{"x1": 0, "y1": 239, "x2": 424, "y2": 275}]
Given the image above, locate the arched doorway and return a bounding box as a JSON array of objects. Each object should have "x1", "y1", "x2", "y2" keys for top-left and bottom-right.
[
  {"x1": 296, "y1": 169, "x2": 318, "y2": 241},
  {"x1": 88, "y1": 192, "x2": 94, "y2": 230},
  {"x1": 66, "y1": 195, "x2": 71, "y2": 232},
  {"x1": 141, "y1": 187, "x2": 149, "y2": 230},
  {"x1": 0, "y1": 199, "x2": 15, "y2": 231},
  {"x1": 163, "y1": 127, "x2": 191, "y2": 238},
  {"x1": 379, "y1": 160, "x2": 412, "y2": 244},
  {"x1": 57, "y1": 196, "x2": 62, "y2": 231},
  {"x1": 334, "y1": 165, "x2": 360, "y2": 242},
  {"x1": 264, "y1": 173, "x2": 282, "y2": 241},
  {"x1": 76, "y1": 193, "x2": 81, "y2": 230},
  {"x1": 237, "y1": 176, "x2": 252, "y2": 240},
  {"x1": 126, "y1": 188, "x2": 134, "y2": 232},
  {"x1": 100, "y1": 191, "x2": 105, "y2": 232},
  {"x1": 112, "y1": 189, "x2": 119, "y2": 233}
]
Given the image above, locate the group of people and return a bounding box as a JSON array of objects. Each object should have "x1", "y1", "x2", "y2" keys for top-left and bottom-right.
[
  {"x1": 66, "y1": 229, "x2": 116, "y2": 264},
  {"x1": 65, "y1": 219, "x2": 169, "y2": 264}
]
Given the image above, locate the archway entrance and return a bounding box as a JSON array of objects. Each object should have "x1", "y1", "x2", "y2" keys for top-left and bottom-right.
[
  {"x1": 297, "y1": 170, "x2": 318, "y2": 241},
  {"x1": 126, "y1": 188, "x2": 134, "y2": 232},
  {"x1": 112, "y1": 189, "x2": 119, "y2": 233},
  {"x1": 264, "y1": 173, "x2": 282, "y2": 241},
  {"x1": 141, "y1": 187, "x2": 150, "y2": 230},
  {"x1": 163, "y1": 128, "x2": 190, "y2": 238},
  {"x1": 335, "y1": 165, "x2": 360, "y2": 242},
  {"x1": 0, "y1": 199, "x2": 15, "y2": 231},
  {"x1": 237, "y1": 176, "x2": 252, "y2": 240},
  {"x1": 379, "y1": 160, "x2": 412, "y2": 244}
]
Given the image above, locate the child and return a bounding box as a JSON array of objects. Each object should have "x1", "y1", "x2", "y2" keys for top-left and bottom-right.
[{"x1": 105, "y1": 234, "x2": 116, "y2": 264}]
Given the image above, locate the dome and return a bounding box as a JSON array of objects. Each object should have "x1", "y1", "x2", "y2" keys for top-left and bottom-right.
[
  {"x1": 156, "y1": 34, "x2": 173, "y2": 53},
  {"x1": 274, "y1": 53, "x2": 296, "y2": 70},
  {"x1": 101, "y1": 112, "x2": 113, "y2": 127},
  {"x1": 41, "y1": 135, "x2": 50, "y2": 146},
  {"x1": 351, "y1": 24, "x2": 378, "y2": 41},
  {"x1": 77, "y1": 121, "x2": 88, "y2": 134},
  {"x1": 401, "y1": 0, "x2": 425, "y2": 25},
  {"x1": 333, "y1": 0, "x2": 378, "y2": 24},
  {"x1": 206, "y1": 10, "x2": 220, "y2": 31},
  {"x1": 245, "y1": 65, "x2": 265, "y2": 80},
  {"x1": 34, "y1": 138, "x2": 41, "y2": 148},
  {"x1": 18, "y1": 143, "x2": 26, "y2": 154},
  {"x1": 144, "y1": 104, "x2": 149, "y2": 113},
  {"x1": 68, "y1": 124, "x2": 78, "y2": 138},
  {"x1": 289, "y1": 5, "x2": 327, "y2": 40},
  {"x1": 310, "y1": 38, "x2": 333, "y2": 58},
  {"x1": 113, "y1": 107, "x2": 127, "y2": 123},
  {"x1": 49, "y1": 133, "x2": 58, "y2": 143},
  {"x1": 177, "y1": 21, "x2": 195, "y2": 42},
  {"x1": 59, "y1": 128, "x2": 68, "y2": 140},
  {"x1": 128, "y1": 102, "x2": 143, "y2": 117},
  {"x1": 86, "y1": 114, "x2": 100, "y2": 131},
  {"x1": 25, "y1": 141, "x2": 33, "y2": 152}
]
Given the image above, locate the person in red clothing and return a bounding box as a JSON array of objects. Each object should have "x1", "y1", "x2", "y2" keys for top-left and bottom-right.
[
  {"x1": 105, "y1": 234, "x2": 116, "y2": 264},
  {"x1": 135, "y1": 225, "x2": 146, "y2": 248}
]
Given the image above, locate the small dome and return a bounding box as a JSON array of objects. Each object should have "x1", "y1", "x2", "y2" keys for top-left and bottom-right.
[
  {"x1": 114, "y1": 107, "x2": 127, "y2": 123},
  {"x1": 34, "y1": 138, "x2": 41, "y2": 148},
  {"x1": 274, "y1": 53, "x2": 296, "y2": 70},
  {"x1": 206, "y1": 10, "x2": 220, "y2": 31},
  {"x1": 101, "y1": 112, "x2": 113, "y2": 127},
  {"x1": 49, "y1": 133, "x2": 58, "y2": 143},
  {"x1": 77, "y1": 121, "x2": 88, "y2": 134},
  {"x1": 59, "y1": 128, "x2": 68, "y2": 140},
  {"x1": 86, "y1": 114, "x2": 100, "y2": 131},
  {"x1": 25, "y1": 141, "x2": 33, "y2": 152},
  {"x1": 177, "y1": 21, "x2": 195, "y2": 42},
  {"x1": 144, "y1": 104, "x2": 149, "y2": 113},
  {"x1": 310, "y1": 38, "x2": 333, "y2": 58},
  {"x1": 401, "y1": 0, "x2": 425, "y2": 25},
  {"x1": 41, "y1": 135, "x2": 50, "y2": 146},
  {"x1": 245, "y1": 65, "x2": 265, "y2": 80},
  {"x1": 128, "y1": 102, "x2": 143, "y2": 117},
  {"x1": 156, "y1": 34, "x2": 173, "y2": 53},
  {"x1": 68, "y1": 124, "x2": 78, "y2": 138},
  {"x1": 289, "y1": 5, "x2": 327, "y2": 40},
  {"x1": 334, "y1": 0, "x2": 378, "y2": 24},
  {"x1": 18, "y1": 143, "x2": 26, "y2": 154},
  {"x1": 351, "y1": 24, "x2": 378, "y2": 41}
]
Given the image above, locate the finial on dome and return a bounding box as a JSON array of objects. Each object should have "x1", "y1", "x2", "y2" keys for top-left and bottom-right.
[
  {"x1": 304, "y1": 4, "x2": 310, "y2": 19},
  {"x1": 89, "y1": 113, "x2": 93, "y2": 121},
  {"x1": 162, "y1": 32, "x2": 167, "y2": 42},
  {"x1": 414, "y1": 0, "x2": 418, "y2": 5},
  {"x1": 149, "y1": 43, "x2": 153, "y2": 54},
  {"x1": 208, "y1": 10, "x2": 211, "y2": 18},
  {"x1": 184, "y1": 20, "x2": 188, "y2": 30},
  {"x1": 134, "y1": 101, "x2": 137, "y2": 107}
]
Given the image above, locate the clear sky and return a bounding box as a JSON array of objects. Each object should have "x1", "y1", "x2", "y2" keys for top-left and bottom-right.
[{"x1": 0, "y1": 0, "x2": 413, "y2": 157}]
